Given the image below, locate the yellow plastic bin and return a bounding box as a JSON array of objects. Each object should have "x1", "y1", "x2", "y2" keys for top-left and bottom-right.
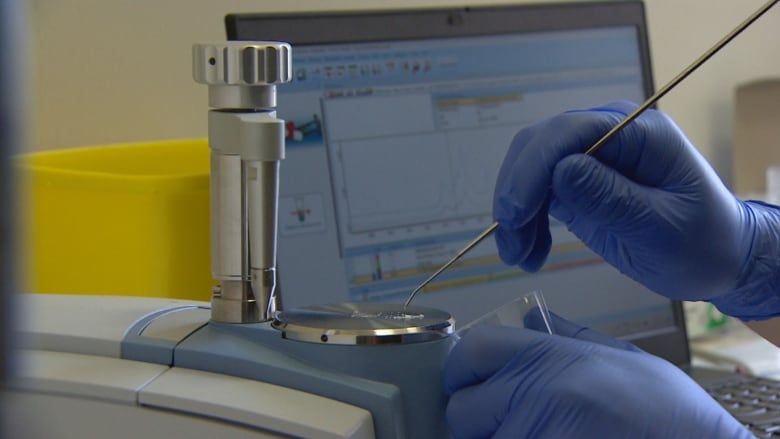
[{"x1": 17, "y1": 139, "x2": 213, "y2": 301}]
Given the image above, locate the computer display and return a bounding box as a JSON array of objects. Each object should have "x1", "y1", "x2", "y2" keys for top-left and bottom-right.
[{"x1": 227, "y1": 2, "x2": 688, "y2": 355}]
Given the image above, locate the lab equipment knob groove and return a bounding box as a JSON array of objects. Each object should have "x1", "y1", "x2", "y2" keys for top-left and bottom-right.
[{"x1": 193, "y1": 42, "x2": 292, "y2": 86}]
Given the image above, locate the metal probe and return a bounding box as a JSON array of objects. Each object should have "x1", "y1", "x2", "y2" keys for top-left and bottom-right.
[
  {"x1": 404, "y1": 0, "x2": 779, "y2": 309},
  {"x1": 404, "y1": 223, "x2": 499, "y2": 308}
]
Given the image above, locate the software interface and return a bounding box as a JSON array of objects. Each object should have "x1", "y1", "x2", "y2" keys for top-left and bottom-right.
[{"x1": 274, "y1": 26, "x2": 676, "y2": 338}]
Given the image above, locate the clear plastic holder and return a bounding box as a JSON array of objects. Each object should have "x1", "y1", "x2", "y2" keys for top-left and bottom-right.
[{"x1": 457, "y1": 290, "x2": 554, "y2": 336}]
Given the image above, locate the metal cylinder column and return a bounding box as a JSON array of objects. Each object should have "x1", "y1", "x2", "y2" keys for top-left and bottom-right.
[{"x1": 193, "y1": 42, "x2": 292, "y2": 323}]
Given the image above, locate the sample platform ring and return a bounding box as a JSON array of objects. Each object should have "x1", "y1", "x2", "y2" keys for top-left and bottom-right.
[{"x1": 272, "y1": 303, "x2": 454, "y2": 345}]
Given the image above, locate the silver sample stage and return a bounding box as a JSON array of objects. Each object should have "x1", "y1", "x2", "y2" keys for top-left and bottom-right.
[{"x1": 273, "y1": 303, "x2": 454, "y2": 345}]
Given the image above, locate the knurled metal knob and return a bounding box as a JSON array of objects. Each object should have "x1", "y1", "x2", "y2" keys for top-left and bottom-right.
[{"x1": 193, "y1": 42, "x2": 292, "y2": 86}]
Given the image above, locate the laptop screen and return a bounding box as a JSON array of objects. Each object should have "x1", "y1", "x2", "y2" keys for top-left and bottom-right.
[{"x1": 227, "y1": 1, "x2": 690, "y2": 365}]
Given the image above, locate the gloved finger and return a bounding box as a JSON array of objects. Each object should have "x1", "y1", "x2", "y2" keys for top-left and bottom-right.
[
  {"x1": 590, "y1": 107, "x2": 697, "y2": 188},
  {"x1": 492, "y1": 127, "x2": 566, "y2": 231},
  {"x1": 446, "y1": 383, "x2": 506, "y2": 439},
  {"x1": 525, "y1": 310, "x2": 641, "y2": 353},
  {"x1": 566, "y1": 104, "x2": 707, "y2": 194},
  {"x1": 550, "y1": 154, "x2": 647, "y2": 231},
  {"x1": 444, "y1": 326, "x2": 546, "y2": 395},
  {"x1": 522, "y1": 199, "x2": 552, "y2": 271},
  {"x1": 494, "y1": 220, "x2": 540, "y2": 268},
  {"x1": 492, "y1": 103, "x2": 632, "y2": 267},
  {"x1": 549, "y1": 153, "x2": 681, "y2": 287},
  {"x1": 494, "y1": 209, "x2": 552, "y2": 271}
]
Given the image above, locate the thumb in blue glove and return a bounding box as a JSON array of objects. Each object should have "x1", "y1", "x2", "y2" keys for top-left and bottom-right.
[
  {"x1": 493, "y1": 101, "x2": 780, "y2": 320},
  {"x1": 444, "y1": 312, "x2": 750, "y2": 439}
]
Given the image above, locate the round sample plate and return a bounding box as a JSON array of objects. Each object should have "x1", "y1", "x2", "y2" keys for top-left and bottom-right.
[{"x1": 272, "y1": 303, "x2": 454, "y2": 345}]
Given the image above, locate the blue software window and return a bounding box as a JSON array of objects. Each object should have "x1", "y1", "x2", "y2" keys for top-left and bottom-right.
[{"x1": 273, "y1": 26, "x2": 668, "y2": 332}]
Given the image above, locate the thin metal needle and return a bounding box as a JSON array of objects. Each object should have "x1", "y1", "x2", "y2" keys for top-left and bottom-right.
[
  {"x1": 585, "y1": 0, "x2": 779, "y2": 156},
  {"x1": 403, "y1": 0, "x2": 779, "y2": 308},
  {"x1": 404, "y1": 223, "x2": 498, "y2": 308}
]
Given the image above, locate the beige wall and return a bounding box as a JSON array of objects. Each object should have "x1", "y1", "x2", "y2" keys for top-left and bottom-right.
[{"x1": 27, "y1": 0, "x2": 780, "y2": 182}]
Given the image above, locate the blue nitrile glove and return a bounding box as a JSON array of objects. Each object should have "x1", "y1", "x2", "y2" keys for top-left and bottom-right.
[
  {"x1": 444, "y1": 312, "x2": 751, "y2": 439},
  {"x1": 492, "y1": 100, "x2": 780, "y2": 320}
]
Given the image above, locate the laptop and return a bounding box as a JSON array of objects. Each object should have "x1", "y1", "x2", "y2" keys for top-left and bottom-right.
[{"x1": 227, "y1": 2, "x2": 779, "y2": 435}]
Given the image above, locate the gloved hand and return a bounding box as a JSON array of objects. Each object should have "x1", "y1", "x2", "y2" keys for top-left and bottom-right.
[
  {"x1": 492, "y1": 100, "x2": 780, "y2": 320},
  {"x1": 444, "y1": 312, "x2": 751, "y2": 439}
]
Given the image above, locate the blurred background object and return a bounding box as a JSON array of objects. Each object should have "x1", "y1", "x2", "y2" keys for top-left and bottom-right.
[
  {"x1": 25, "y1": 0, "x2": 780, "y2": 187},
  {"x1": 1, "y1": 0, "x2": 27, "y2": 385},
  {"x1": 732, "y1": 78, "x2": 780, "y2": 198}
]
